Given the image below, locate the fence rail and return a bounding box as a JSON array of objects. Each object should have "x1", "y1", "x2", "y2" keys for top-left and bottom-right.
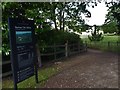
[
  {"x1": 38, "y1": 42, "x2": 87, "y2": 65},
  {"x1": 2, "y1": 42, "x2": 87, "y2": 77}
]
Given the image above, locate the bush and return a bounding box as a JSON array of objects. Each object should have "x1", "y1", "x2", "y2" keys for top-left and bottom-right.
[
  {"x1": 36, "y1": 30, "x2": 83, "y2": 53},
  {"x1": 36, "y1": 30, "x2": 83, "y2": 46},
  {"x1": 88, "y1": 33, "x2": 104, "y2": 41}
]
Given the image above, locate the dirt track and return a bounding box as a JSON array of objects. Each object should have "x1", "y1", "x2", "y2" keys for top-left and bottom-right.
[{"x1": 43, "y1": 49, "x2": 118, "y2": 88}]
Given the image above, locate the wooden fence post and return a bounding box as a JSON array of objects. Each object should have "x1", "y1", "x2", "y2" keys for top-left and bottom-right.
[
  {"x1": 65, "y1": 42, "x2": 68, "y2": 57},
  {"x1": 117, "y1": 41, "x2": 119, "y2": 46},
  {"x1": 108, "y1": 41, "x2": 110, "y2": 49},
  {"x1": 36, "y1": 44, "x2": 42, "y2": 67},
  {"x1": 65, "y1": 41, "x2": 68, "y2": 57},
  {"x1": 85, "y1": 41, "x2": 87, "y2": 51},
  {"x1": 78, "y1": 42, "x2": 80, "y2": 53},
  {"x1": 54, "y1": 43, "x2": 56, "y2": 60}
]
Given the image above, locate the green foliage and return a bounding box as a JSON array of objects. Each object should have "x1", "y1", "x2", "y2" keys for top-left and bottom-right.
[
  {"x1": 2, "y1": 29, "x2": 10, "y2": 56},
  {"x1": 88, "y1": 33, "x2": 104, "y2": 41},
  {"x1": 2, "y1": 2, "x2": 90, "y2": 56},
  {"x1": 37, "y1": 30, "x2": 82, "y2": 47},
  {"x1": 80, "y1": 24, "x2": 92, "y2": 32},
  {"x1": 36, "y1": 29, "x2": 83, "y2": 55},
  {"x1": 64, "y1": 2, "x2": 91, "y2": 32},
  {"x1": 105, "y1": 1, "x2": 120, "y2": 35},
  {"x1": 101, "y1": 21, "x2": 118, "y2": 34},
  {"x1": 2, "y1": 2, "x2": 52, "y2": 56}
]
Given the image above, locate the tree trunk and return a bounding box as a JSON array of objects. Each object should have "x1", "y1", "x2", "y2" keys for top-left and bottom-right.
[
  {"x1": 94, "y1": 25, "x2": 97, "y2": 35},
  {"x1": 52, "y1": 4, "x2": 58, "y2": 31},
  {"x1": 54, "y1": 15, "x2": 58, "y2": 31},
  {"x1": 63, "y1": 11, "x2": 65, "y2": 31},
  {"x1": 59, "y1": 3, "x2": 64, "y2": 31},
  {"x1": 60, "y1": 8, "x2": 62, "y2": 30}
]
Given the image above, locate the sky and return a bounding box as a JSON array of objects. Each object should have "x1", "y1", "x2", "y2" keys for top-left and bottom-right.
[{"x1": 82, "y1": 1, "x2": 109, "y2": 26}]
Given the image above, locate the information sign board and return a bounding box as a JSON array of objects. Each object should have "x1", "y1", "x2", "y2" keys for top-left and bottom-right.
[{"x1": 8, "y1": 18, "x2": 38, "y2": 89}]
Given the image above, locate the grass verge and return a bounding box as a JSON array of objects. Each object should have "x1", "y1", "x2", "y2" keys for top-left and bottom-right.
[{"x1": 2, "y1": 66, "x2": 59, "y2": 89}]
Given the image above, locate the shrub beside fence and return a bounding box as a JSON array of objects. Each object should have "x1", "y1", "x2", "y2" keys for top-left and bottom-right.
[
  {"x1": 2, "y1": 42, "x2": 87, "y2": 77},
  {"x1": 39, "y1": 42, "x2": 87, "y2": 65}
]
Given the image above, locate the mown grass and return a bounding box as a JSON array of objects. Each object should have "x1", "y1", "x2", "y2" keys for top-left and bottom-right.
[
  {"x1": 83, "y1": 35, "x2": 119, "y2": 42},
  {"x1": 2, "y1": 66, "x2": 59, "y2": 89},
  {"x1": 82, "y1": 35, "x2": 120, "y2": 52},
  {"x1": 102, "y1": 35, "x2": 119, "y2": 42}
]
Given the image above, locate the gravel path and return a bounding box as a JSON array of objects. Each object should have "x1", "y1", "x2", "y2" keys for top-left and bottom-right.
[{"x1": 43, "y1": 49, "x2": 118, "y2": 88}]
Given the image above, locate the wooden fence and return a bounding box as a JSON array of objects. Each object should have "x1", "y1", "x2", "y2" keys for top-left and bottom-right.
[
  {"x1": 2, "y1": 42, "x2": 87, "y2": 77},
  {"x1": 85, "y1": 41, "x2": 120, "y2": 52}
]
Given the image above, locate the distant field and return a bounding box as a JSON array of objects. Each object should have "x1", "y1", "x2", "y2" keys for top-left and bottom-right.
[
  {"x1": 82, "y1": 35, "x2": 119, "y2": 42},
  {"x1": 102, "y1": 35, "x2": 119, "y2": 42},
  {"x1": 82, "y1": 35, "x2": 120, "y2": 52}
]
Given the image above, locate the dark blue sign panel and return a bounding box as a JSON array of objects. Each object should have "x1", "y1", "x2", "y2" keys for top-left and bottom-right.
[{"x1": 8, "y1": 18, "x2": 37, "y2": 84}]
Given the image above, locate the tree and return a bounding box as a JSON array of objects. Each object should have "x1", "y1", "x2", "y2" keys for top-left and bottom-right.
[
  {"x1": 2, "y1": 2, "x2": 52, "y2": 55},
  {"x1": 2, "y1": 2, "x2": 91, "y2": 55},
  {"x1": 2, "y1": 1, "x2": 105, "y2": 55},
  {"x1": 88, "y1": 25, "x2": 103, "y2": 41},
  {"x1": 64, "y1": 2, "x2": 91, "y2": 32},
  {"x1": 105, "y1": 1, "x2": 120, "y2": 35},
  {"x1": 80, "y1": 24, "x2": 92, "y2": 32},
  {"x1": 101, "y1": 21, "x2": 118, "y2": 34}
]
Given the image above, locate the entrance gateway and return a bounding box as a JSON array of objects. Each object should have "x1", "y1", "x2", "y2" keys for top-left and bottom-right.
[{"x1": 8, "y1": 18, "x2": 38, "y2": 90}]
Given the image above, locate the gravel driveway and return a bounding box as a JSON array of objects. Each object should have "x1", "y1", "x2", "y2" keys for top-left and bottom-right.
[{"x1": 43, "y1": 49, "x2": 118, "y2": 88}]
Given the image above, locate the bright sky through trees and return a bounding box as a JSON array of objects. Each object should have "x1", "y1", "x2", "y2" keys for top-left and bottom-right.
[{"x1": 83, "y1": 1, "x2": 109, "y2": 26}]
